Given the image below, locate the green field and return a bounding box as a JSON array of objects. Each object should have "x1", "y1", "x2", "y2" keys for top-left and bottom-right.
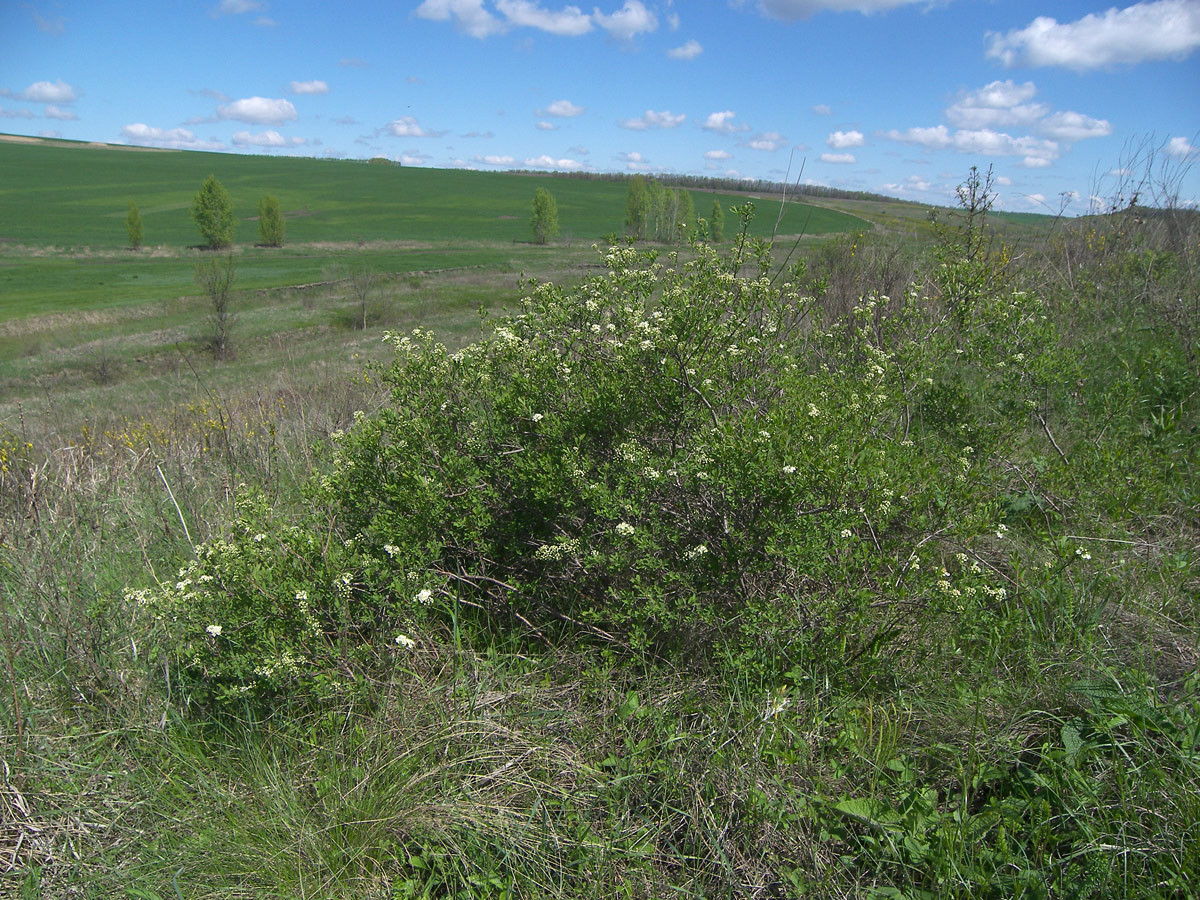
[{"x1": 0, "y1": 137, "x2": 872, "y2": 324}]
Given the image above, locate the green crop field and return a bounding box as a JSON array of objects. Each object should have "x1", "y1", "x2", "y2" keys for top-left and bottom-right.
[
  {"x1": 0, "y1": 136, "x2": 872, "y2": 324},
  {"x1": 0, "y1": 137, "x2": 868, "y2": 249}
]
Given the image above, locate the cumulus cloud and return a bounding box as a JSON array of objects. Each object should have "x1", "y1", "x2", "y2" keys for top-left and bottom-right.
[
  {"x1": 945, "y1": 80, "x2": 1047, "y2": 129},
  {"x1": 702, "y1": 110, "x2": 746, "y2": 134},
  {"x1": 704, "y1": 149, "x2": 733, "y2": 160},
  {"x1": 218, "y1": 96, "x2": 297, "y2": 125},
  {"x1": 289, "y1": 80, "x2": 328, "y2": 95},
  {"x1": 385, "y1": 116, "x2": 438, "y2": 137},
  {"x1": 0, "y1": 106, "x2": 35, "y2": 119},
  {"x1": 232, "y1": 129, "x2": 307, "y2": 148},
  {"x1": 594, "y1": 0, "x2": 658, "y2": 39},
  {"x1": 620, "y1": 150, "x2": 652, "y2": 170},
  {"x1": 883, "y1": 124, "x2": 1060, "y2": 164},
  {"x1": 747, "y1": 131, "x2": 787, "y2": 151},
  {"x1": 536, "y1": 121, "x2": 556, "y2": 130},
  {"x1": 417, "y1": 0, "x2": 657, "y2": 39},
  {"x1": 753, "y1": 0, "x2": 927, "y2": 20},
  {"x1": 120, "y1": 123, "x2": 225, "y2": 151},
  {"x1": 812, "y1": 104, "x2": 832, "y2": 115},
  {"x1": 17, "y1": 79, "x2": 76, "y2": 103},
  {"x1": 497, "y1": 0, "x2": 593, "y2": 35},
  {"x1": 415, "y1": 0, "x2": 505, "y2": 37},
  {"x1": 1167, "y1": 136, "x2": 1198, "y2": 157},
  {"x1": 667, "y1": 39, "x2": 702, "y2": 59},
  {"x1": 541, "y1": 99, "x2": 585, "y2": 117},
  {"x1": 619, "y1": 109, "x2": 685, "y2": 129},
  {"x1": 820, "y1": 152, "x2": 856, "y2": 164},
  {"x1": 475, "y1": 154, "x2": 517, "y2": 165},
  {"x1": 882, "y1": 174, "x2": 933, "y2": 193},
  {"x1": 986, "y1": 0, "x2": 1200, "y2": 70},
  {"x1": 826, "y1": 129, "x2": 864, "y2": 148},
  {"x1": 44, "y1": 105, "x2": 77, "y2": 120},
  {"x1": 524, "y1": 154, "x2": 585, "y2": 170},
  {"x1": 1038, "y1": 110, "x2": 1112, "y2": 141}
]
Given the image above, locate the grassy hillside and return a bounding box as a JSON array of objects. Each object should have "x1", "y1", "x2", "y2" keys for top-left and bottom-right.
[{"x1": 0, "y1": 138, "x2": 869, "y2": 250}]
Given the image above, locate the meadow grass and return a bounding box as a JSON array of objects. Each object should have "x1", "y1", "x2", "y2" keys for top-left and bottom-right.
[{"x1": 1, "y1": 154, "x2": 1196, "y2": 900}]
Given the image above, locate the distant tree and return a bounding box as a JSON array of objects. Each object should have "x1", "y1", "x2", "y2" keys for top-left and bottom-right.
[
  {"x1": 196, "y1": 253, "x2": 237, "y2": 360},
  {"x1": 646, "y1": 180, "x2": 667, "y2": 241},
  {"x1": 258, "y1": 194, "x2": 285, "y2": 247},
  {"x1": 710, "y1": 199, "x2": 725, "y2": 243},
  {"x1": 625, "y1": 175, "x2": 650, "y2": 240},
  {"x1": 348, "y1": 265, "x2": 379, "y2": 331},
  {"x1": 126, "y1": 202, "x2": 143, "y2": 250},
  {"x1": 531, "y1": 187, "x2": 560, "y2": 245},
  {"x1": 676, "y1": 189, "x2": 696, "y2": 241},
  {"x1": 191, "y1": 175, "x2": 236, "y2": 249}
]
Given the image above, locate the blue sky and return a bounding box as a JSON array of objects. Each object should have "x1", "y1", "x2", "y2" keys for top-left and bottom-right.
[{"x1": 2, "y1": 0, "x2": 1198, "y2": 212}]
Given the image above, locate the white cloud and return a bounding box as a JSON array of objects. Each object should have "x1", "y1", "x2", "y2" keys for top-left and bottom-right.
[
  {"x1": 620, "y1": 150, "x2": 652, "y2": 170},
  {"x1": 986, "y1": 0, "x2": 1200, "y2": 70},
  {"x1": 826, "y1": 129, "x2": 864, "y2": 148},
  {"x1": 594, "y1": 0, "x2": 658, "y2": 39},
  {"x1": 524, "y1": 154, "x2": 585, "y2": 170},
  {"x1": 254, "y1": 16, "x2": 277, "y2": 26},
  {"x1": 541, "y1": 99, "x2": 585, "y2": 117},
  {"x1": 883, "y1": 124, "x2": 1060, "y2": 164},
  {"x1": 120, "y1": 123, "x2": 225, "y2": 151},
  {"x1": 619, "y1": 109, "x2": 685, "y2": 129},
  {"x1": 883, "y1": 174, "x2": 933, "y2": 193},
  {"x1": 0, "y1": 106, "x2": 35, "y2": 119},
  {"x1": 1038, "y1": 110, "x2": 1112, "y2": 141},
  {"x1": 19, "y1": 79, "x2": 76, "y2": 103},
  {"x1": 704, "y1": 149, "x2": 733, "y2": 160},
  {"x1": 1167, "y1": 136, "x2": 1198, "y2": 157},
  {"x1": 536, "y1": 121, "x2": 556, "y2": 130},
  {"x1": 232, "y1": 129, "x2": 306, "y2": 147},
  {"x1": 415, "y1": 0, "x2": 505, "y2": 37},
  {"x1": 754, "y1": 0, "x2": 927, "y2": 21},
  {"x1": 812, "y1": 104, "x2": 832, "y2": 115},
  {"x1": 496, "y1": 0, "x2": 593, "y2": 35},
  {"x1": 995, "y1": 175, "x2": 1013, "y2": 186},
  {"x1": 289, "y1": 80, "x2": 328, "y2": 95},
  {"x1": 218, "y1": 96, "x2": 297, "y2": 125},
  {"x1": 945, "y1": 80, "x2": 1047, "y2": 130},
  {"x1": 1020, "y1": 157, "x2": 1053, "y2": 168},
  {"x1": 748, "y1": 131, "x2": 787, "y2": 151},
  {"x1": 821, "y1": 152, "x2": 856, "y2": 164},
  {"x1": 475, "y1": 154, "x2": 517, "y2": 165},
  {"x1": 385, "y1": 116, "x2": 432, "y2": 137},
  {"x1": 44, "y1": 105, "x2": 77, "y2": 120},
  {"x1": 399, "y1": 153, "x2": 431, "y2": 166},
  {"x1": 702, "y1": 110, "x2": 746, "y2": 134},
  {"x1": 667, "y1": 39, "x2": 702, "y2": 59}
]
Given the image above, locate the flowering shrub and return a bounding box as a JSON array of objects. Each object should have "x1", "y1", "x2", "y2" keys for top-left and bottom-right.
[{"x1": 138, "y1": 217, "x2": 1071, "y2": 710}]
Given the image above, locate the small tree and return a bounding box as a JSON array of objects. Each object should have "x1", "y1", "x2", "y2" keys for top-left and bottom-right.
[
  {"x1": 258, "y1": 194, "x2": 285, "y2": 247},
  {"x1": 531, "y1": 187, "x2": 559, "y2": 245},
  {"x1": 192, "y1": 174, "x2": 236, "y2": 249},
  {"x1": 348, "y1": 265, "x2": 379, "y2": 331},
  {"x1": 126, "y1": 202, "x2": 144, "y2": 250},
  {"x1": 625, "y1": 175, "x2": 650, "y2": 240},
  {"x1": 196, "y1": 253, "x2": 237, "y2": 360},
  {"x1": 710, "y1": 199, "x2": 725, "y2": 243}
]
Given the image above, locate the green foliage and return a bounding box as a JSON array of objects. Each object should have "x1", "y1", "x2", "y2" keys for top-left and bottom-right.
[
  {"x1": 191, "y1": 174, "x2": 237, "y2": 249},
  {"x1": 710, "y1": 199, "x2": 725, "y2": 242},
  {"x1": 625, "y1": 175, "x2": 650, "y2": 240},
  {"x1": 194, "y1": 252, "x2": 237, "y2": 360},
  {"x1": 257, "y1": 194, "x2": 285, "y2": 247},
  {"x1": 125, "y1": 201, "x2": 143, "y2": 249},
  {"x1": 530, "y1": 186, "x2": 559, "y2": 245},
  {"x1": 141, "y1": 208, "x2": 1076, "y2": 711}
]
